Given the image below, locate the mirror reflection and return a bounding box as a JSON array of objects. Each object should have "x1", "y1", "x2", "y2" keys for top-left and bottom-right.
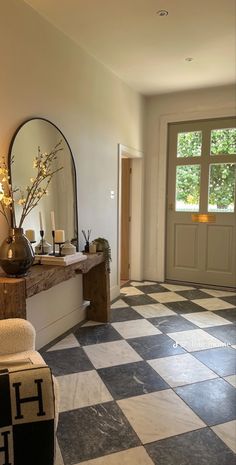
[{"x1": 9, "y1": 118, "x2": 78, "y2": 248}]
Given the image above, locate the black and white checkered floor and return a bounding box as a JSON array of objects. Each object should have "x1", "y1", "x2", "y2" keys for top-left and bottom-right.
[{"x1": 41, "y1": 281, "x2": 236, "y2": 465}]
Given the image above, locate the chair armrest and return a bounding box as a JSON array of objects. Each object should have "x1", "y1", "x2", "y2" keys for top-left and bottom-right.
[{"x1": 0, "y1": 318, "x2": 36, "y2": 355}]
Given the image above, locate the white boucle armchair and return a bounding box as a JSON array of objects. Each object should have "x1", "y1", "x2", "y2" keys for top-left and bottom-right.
[
  {"x1": 0, "y1": 318, "x2": 59, "y2": 426},
  {"x1": 0, "y1": 318, "x2": 40, "y2": 361}
]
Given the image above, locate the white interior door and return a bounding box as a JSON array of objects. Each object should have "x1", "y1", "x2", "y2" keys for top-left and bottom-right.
[{"x1": 166, "y1": 117, "x2": 236, "y2": 288}]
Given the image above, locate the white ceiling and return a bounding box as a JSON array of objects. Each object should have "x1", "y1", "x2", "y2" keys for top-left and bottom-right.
[{"x1": 24, "y1": 0, "x2": 236, "y2": 95}]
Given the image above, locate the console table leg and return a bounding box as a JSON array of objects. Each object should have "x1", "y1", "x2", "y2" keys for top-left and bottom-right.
[
  {"x1": 83, "y1": 261, "x2": 110, "y2": 323},
  {"x1": 0, "y1": 279, "x2": 26, "y2": 319}
]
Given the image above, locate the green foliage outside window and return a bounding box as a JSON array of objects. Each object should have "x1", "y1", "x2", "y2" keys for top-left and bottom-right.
[
  {"x1": 209, "y1": 163, "x2": 235, "y2": 208},
  {"x1": 176, "y1": 128, "x2": 236, "y2": 209},
  {"x1": 176, "y1": 165, "x2": 200, "y2": 205},
  {"x1": 177, "y1": 131, "x2": 201, "y2": 157},
  {"x1": 211, "y1": 128, "x2": 236, "y2": 155}
]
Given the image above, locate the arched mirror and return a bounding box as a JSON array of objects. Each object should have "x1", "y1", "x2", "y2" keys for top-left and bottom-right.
[{"x1": 9, "y1": 118, "x2": 78, "y2": 249}]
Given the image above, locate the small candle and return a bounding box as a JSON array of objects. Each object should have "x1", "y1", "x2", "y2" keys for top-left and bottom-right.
[
  {"x1": 55, "y1": 229, "x2": 65, "y2": 243},
  {"x1": 51, "y1": 211, "x2": 55, "y2": 231},
  {"x1": 25, "y1": 229, "x2": 36, "y2": 242},
  {"x1": 39, "y1": 211, "x2": 43, "y2": 230}
]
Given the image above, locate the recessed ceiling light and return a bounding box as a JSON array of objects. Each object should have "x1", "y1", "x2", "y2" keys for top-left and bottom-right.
[
  {"x1": 185, "y1": 57, "x2": 194, "y2": 62},
  {"x1": 157, "y1": 9, "x2": 168, "y2": 17}
]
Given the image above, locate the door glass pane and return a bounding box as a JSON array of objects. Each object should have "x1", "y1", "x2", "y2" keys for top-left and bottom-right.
[
  {"x1": 211, "y1": 128, "x2": 236, "y2": 155},
  {"x1": 176, "y1": 165, "x2": 201, "y2": 211},
  {"x1": 208, "y1": 163, "x2": 236, "y2": 212},
  {"x1": 177, "y1": 131, "x2": 202, "y2": 158}
]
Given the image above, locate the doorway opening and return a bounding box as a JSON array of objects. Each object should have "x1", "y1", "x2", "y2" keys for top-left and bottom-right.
[
  {"x1": 118, "y1": 144, "x2": 144, "y2": 289},
  {"x1": 120, "y1": 157, "x2": 131, "y2": 284}
]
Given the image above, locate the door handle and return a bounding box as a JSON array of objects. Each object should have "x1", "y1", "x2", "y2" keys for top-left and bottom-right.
[{"x1": 168, "y1": 203, "x2": 174, "y2": 211}]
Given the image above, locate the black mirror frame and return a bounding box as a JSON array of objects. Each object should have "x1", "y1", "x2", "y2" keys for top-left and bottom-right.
[{"x1": 8, "y1": 117, "x2": 79, "y2": 251}]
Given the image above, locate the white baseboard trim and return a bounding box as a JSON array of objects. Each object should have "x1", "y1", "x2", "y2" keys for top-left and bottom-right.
[
  {"x1": 35, "y1": 301, "x2": 89, "y2": 350},
  {"x1": 111, "y1": 284, "x2": 120, "y2": 301}
]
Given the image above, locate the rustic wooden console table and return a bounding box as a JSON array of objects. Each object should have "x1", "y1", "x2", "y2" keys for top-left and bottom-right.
[{"x1": 0, "y1": 253, "x2": 110, "y2": 322}]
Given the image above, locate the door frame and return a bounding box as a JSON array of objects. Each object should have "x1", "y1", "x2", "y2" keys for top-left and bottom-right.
[
  {"x1": 117, "y1": 144, "x2": 144, "y2": 286},
  {"x1": 156, "y1": 106, "x2": 236, "y2": 282}
]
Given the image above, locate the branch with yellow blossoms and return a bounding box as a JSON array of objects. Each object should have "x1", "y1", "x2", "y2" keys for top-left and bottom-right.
[{"x1": 0, "y1": 141, "x2": 63, "y2": 229}]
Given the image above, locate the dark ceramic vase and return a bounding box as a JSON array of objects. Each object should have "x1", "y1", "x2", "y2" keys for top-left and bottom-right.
[{"x1": 0, "y1": 228, "x2": 35, "y2": 277}]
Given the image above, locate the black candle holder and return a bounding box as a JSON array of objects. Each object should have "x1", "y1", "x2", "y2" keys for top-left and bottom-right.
[
  {"x1": 54, "y1": 241, "x2": 65, "y2": 257},
  {"x1": 37, "y1": 230, "x2": 48, "y2": 255},
  {"x1": 49, "y1": 230, "x2": 56, "y2": 256}
]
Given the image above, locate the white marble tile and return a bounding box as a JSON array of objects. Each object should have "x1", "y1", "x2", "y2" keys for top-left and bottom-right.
[
  {"x1": 121, "y1": 286, "x2": 144, "y2": 296},
  {"x1": 118, "y1": 390, "x2": 205, "y2": 443},
  {"x1": 78, "y1": 446, "x2": 155, "y2": 465},
  {"x1": 192, "y1": 298, "x2": 235, "y2": 311},
  {"x1": 161, "y1": 284, "x2": 195, "y2": 291},
  {"x1": 55, "y1": 439, "x2": 64, "y2": 465},
  {"x1": 84, "y1": 340, "x2": 142, "y2": 369},
  {"x1": 58, "y1": 370, "x2": 113, "y2": 412},
  {"x1": 112, "y1": 319, "x2": 161, "y2": 339},
  {"x1": 212, "y1": 420, "x2": 236, "y2": 453},
  {"x1": 130, "y1": 281, "x2": 157, "y2": 287},
  {"x1": 81, "y1": 320, "x2": 104, "y2": 327},
  {"x1": 111, "y1": 299, "x2": 129, "y2": 309},
  {"x1": 149, "y1": 292, "x2": 187, "y2": 303},
  {"x1": 132, "y1": 303, "x2": 176, "y2": 318},
  {"x1": 168, "y1": 329, "x2": 225, "y2": 352},
  {"x1": 148, "y1": 353, "x2": 217, "y2": 387},
  {"x1": 181, "y1": 311, "x2": 232, "y2": 328},
  {"x1": 47, "y1": 333, "x2": 80, "y2": 351},
  {"x1": 200, "y1": 288, "x2": 236, "y2": 297},
  {"x1": 224, "y1": 374, "x2": 236, "y2": 388}
]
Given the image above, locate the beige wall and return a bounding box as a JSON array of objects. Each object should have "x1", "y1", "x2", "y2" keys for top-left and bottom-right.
[
  {"x1": 0, "y1": 0, "x2": 144, "y2": 297},
  {"x1": 144, "y1": 84, "x2": 236, "y2": 280}
]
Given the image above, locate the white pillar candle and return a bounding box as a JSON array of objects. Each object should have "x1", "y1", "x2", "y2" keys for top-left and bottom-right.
[
  {"x1": 51, "y1": 211, "x2": 55, "y2": 231},
  {"x1": 25, "y1": 229, "x2": 36, "y2": 242},
  {"x1": 55, "y1": 229, "x2": 65, "y2": 243},
  {"x1": 39, "y1": 211, "x2": 43, "y2": 230}
]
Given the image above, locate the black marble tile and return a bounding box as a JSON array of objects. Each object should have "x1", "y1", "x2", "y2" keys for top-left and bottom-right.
[
  {"x1": 175, "y1": 378, "x2": 236, "y2": 425},
  {"x1": 135, "y1": 284, "x2": 168, "y2": 294},
  {"x1": 165, "y1": 300, "x2": 207, "y2": 314},
  {"x1": 145, "y1": 428, "x2": 236, "y2": 465},
  {"x1": 148, "y1": 315, "x2": 198, "y2": 333},
  {"x1": 193, "y1": 346, "x2": 236, "y2": 376},
  {"x1": 122, "y1": 294, "x2": 159, "y2": 306},
  {"x1": 221, "y1": 295, "x2": 236, "y2": 306},
  {"x1": 213, "y1": 308, "x2": 236, "y2": 323},
  {"x1": 128, "y1": 334, "x2": 185, "y2": 360},
  {"x1": 177, "y1": 289, "x2": 211, "y2": 300},
  {"x1": 74, "y1": 324, "x2": 122, "y2": 346},
  {"x1": 98, "y1": 361, "x2": 169, "y2": 400},
  {"x1": 57, "y1": 401, "x2": 140, "y2": 464},
  {"x1": 111, "y1": 307, "x2": 143, "y2": 322},
  {"x1": 42, "y1": 347, "x2": 93, "y2": 376},
  {"x1": 205, "y1": 325, "x2": 236, "y2": 345}
]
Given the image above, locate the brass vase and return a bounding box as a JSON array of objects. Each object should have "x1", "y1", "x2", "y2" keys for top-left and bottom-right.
[{"x1": 0, "y1": 228, "x2": 35, "y2": 277}]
